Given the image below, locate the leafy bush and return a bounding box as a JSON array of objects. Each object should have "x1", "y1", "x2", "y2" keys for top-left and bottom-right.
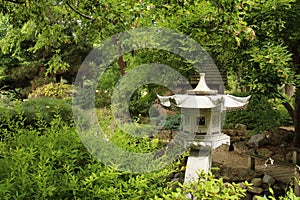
[
  {"x1": 276, "y1": 104, "x2": 293, "y2": 126},
  {"x1": 224, "y1": 94, "x2": 281, "y2": 133},
  {"x1": 0, "y1": 114, "x2": 251, "y2": 199},
  {"x1": 155, "y1": 171, "x2": 250, "y2": 200},
  {"x1": 0, "y1": 98, "x2": 73, "y2": 130},
  {"x1": 163, "y1": 114, "x2": 182, "y2": 130},
  {"x1": 28, "y1": 82, "x2": 74, "y2": 99},
  {"x1": 0, "y1": 116, "x2": 176, "y2": 199},
  {"x1": 2, "y1": 107, "x2": 299, "y2": 199}
]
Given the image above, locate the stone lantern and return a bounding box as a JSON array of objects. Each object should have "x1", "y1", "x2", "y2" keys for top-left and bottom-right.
[{"x1": 158, "y1": 73, "x2": 250, "y2": 183}]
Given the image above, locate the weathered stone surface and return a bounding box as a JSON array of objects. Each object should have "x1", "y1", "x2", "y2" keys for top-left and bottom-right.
[
  {"x1": 235, "y1": 123, "x2": 247, "y2": 130},
  {"x1": 256, "y1": 148, "x2": 273, "y2": 158},
  {"x1": 233, "y1": 141, "x2": 250, "y2": 154},
  {"x1": 248, "y1": 186, "x2": 264, "y2": 194},
  {"x1": 272, "y1": 154, "x2": 284, "y2": 161},
  {"x1": 268, "y1": 128, "x2": 294, "y2": 145},
  {"x1": 217, "y1": 144, "x2": 230, "y2": 152},
  {"x1": 240, "y1": 192, "x2": 252, "y2": 200},
  {"x1": 263, "y1": 174, "x2": 276, "y2": 185},
  {"x1": 251, "y1": 178, "x2": 263, "y2": 187},
  {"x1": 285, "y1": 152, "x2": 293, "y2": 162},
  {"x1": 214, "y1": 166, "x2": 261, "y2": 182},
  {"x1": 273, "y1": 184, "x2": 284, "y2": 197},
  {"x1": 248, "y1": 133, "x2": 269, "y2": 148}
]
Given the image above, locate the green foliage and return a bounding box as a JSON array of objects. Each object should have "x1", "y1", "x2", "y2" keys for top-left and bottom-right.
[
  {"x1": 163, "y1": 114, "x2": 182, "y2": 130},
  {"x1": 155, "y1": 171, "x2": 250, "y2": 200},
  {"x1": 0, "y1": 108, "x2": 174, "y2": 199},
  {"x1": 0, "y1": 98, "x2": 73, "y2": 130},
  {"x1": 256, "y1": 184, "x2": 300, "y2": 200},
  {"x1": 277, "y1": 104, "x2": 294, "y2": 126},
  {"x1": 1, "y1": 106, "x2": 299, "y2": 199},
  {"x1": 224, "y1": 95, "x2": 281, "y2": 133},
  {"x1": 28, "y1": 83, "x2": 74, "y2": 99}
]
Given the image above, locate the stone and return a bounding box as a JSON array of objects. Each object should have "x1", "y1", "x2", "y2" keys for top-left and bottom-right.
[
  {"x1": 273, "y1": 184, "x2": 284, "y2": 197},
  {"x1": 248, "y1": 133, "x2": 269, "y2": 148},
  {"x1": 251, "y1": 178, "x2": 263, "y2": 187},
  {"x1": 238, "y1": 182, "x2": 248, "y2": 189},
  {"x1": 285, "y1": 152, "x2": 293, "y2": 162},
  {"x1": 240, "y1": 192, "x2": 252, "y2": 200},
  {"x1": 235, "y1": 123, "x2": 247, "y2": 130},
  {"x1": 248, "y1": 186, "x2": 264, "y2": 194},
  {"x1": 256, "y1": 148, "x2": 273, "y2": 158},
  {"x1": 263, "y1": 174, "x2": 276, "y2": 185},
  {"x1": 268, "y1": 128, "x2": 294, "y2": 145},
  {"x1": 272, "y1": 154, "x2": 284, "y2": 161},
  {"x1": 217, "y1": 144, "x2": 230, "y2": 151},
  {"x1": 233, "y1": 141, "x2": 250, "y2": 154}
]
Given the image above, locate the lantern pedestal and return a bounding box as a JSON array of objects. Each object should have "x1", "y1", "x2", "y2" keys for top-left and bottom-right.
[{"x1": 184, "y1": 148, "x2": 212, "y2": 184}]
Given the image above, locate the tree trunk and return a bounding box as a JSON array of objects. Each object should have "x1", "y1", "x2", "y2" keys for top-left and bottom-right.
[
  {"x1": 118, "y1": 55, "x2": 126, "y2": 76},
  {"x1": 112, "y1": 35, "x2": 126, "y2": 76},
  {"x1": 293, "y1": 86, "x2": 300, "y2": 147},
  {"x1": 282, "y1": 101, "x2": 295, "y2": 123}
]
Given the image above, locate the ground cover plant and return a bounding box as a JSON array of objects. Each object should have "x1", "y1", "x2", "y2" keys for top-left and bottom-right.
[{"x1": 0, "y1": 98, "x2": 252, "y2": 199}]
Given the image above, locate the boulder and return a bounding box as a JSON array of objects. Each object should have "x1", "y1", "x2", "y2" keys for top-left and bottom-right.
[
  {"x1": 263, "y1": 174, "x2": 276, "y2": 185},
  {"x1": 248, "y1": 186, "x2": 264, "y2": 194},
  {"x1": 240, "y1": 192, "x2": 252, "y2": 200},
  {"x1": 251, "y1": 178, "x2": 263, "y2": 187},
  {"x1": 248, "y1": 133, "x2": 269, "y2": 148},
  {"x1": 256, "y1": 148, "x2": 273, "y2": 158},
  {"x1": 285, "y1": 152, "x2": 293, "y2": 162},
  {"x1": 233, "y1": 141, "x2": 250, "y2": 154},
  {"x1": 235, "y1": 123, "x2": 247, "y2": 130},
  {"x1": 267, "y1": 128, "x2": 294, "y2": 145}
]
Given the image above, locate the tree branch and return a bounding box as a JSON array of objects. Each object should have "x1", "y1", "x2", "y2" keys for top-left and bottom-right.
[
  {"x1": 65, "y1": 1, "x2": 93, "y2": 20},
  {"x1": 278, "y1": 92, "x2": 295, "y2": 123}
]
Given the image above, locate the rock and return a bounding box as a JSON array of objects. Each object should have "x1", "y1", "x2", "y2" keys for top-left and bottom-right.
[
  {"x1": 248, "y1": 186, "x2": 264, "y2": 194},
  {"x1": 238, "y1": 182, "x2": 247, "y2": 189},
  {"x1": 233, "y1": 141, "x2": 250, "y2": 154},
  {"x1": 235, "y1": 123, "x2": 247, "y2": 130},
  {"x1": 173, "y1": 173, "x2": 180, "y2": 179},
  {"x1": 272, "y1": 154, "x2": 284, "y2": 161},
  {"x1": 273, "y1": 184, "x2": 284, "y2": 197},
  {"x1": 248, "y1": 133, "x2": 270, "y2": 148},
  {"x1": 268, "y1": 128, "x2": 294, "y2": 145},
  {"x1": 261, "y1": 183, "x2": 269, "y2": 190},
  {"x1": 263, "y1": 174, "x2": 276, "y2": 185},
  {"x1": 251, "y1": 178, "x2": 263, "y2": 187},
  {"x1": 218, "y1": 144, "x2": 230, "y2": 151},
  {"x1": 256, "y1": 148, "x2": 273, "y2": 158},
  {"x1": 224, "y1": 129, "x2": 237, "y2": 137},
  {"x1": 240, "y1": 192, "x2": 252, "y2": 200},
  {"x1": 285, "y1": 152, "x2": 293, "y2": 162}
]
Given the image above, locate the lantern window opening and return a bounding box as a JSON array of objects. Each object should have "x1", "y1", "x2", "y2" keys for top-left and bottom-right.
[{"x1": 196, "y1": 116, "x2": 206, "y2": 126}]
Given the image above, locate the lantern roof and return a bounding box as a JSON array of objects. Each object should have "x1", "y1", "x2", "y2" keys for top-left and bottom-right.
[
  {"x1": 187, "y1": 73, "x2": 218, "y2": 95},
  {"x1": 157, "y1": 73, "x2": 251, "y2": 110},
  {"x1": 157, "y1": 94, "x2": 250, "y2": 110}
]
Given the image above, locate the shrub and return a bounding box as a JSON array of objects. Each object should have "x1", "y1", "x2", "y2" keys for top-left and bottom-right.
[
  {"x1": 155, "y1": 170, "x2": 250, "y2": 200},
  {"x1": 0, "y1": 114, "x2": 252, "y2": 200},
  {"x1": 0, "y1": 98, "x2": 73, "y2": 130},
  {"x1": 276, "y1": 104, "x2": 293, "y2": 126},
  {"x1": 224, "y1": 95, "x2": 281, "y2": 133},
  {"x1": 28, "y1": 82, "x2": 74, "y2": 99}
]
